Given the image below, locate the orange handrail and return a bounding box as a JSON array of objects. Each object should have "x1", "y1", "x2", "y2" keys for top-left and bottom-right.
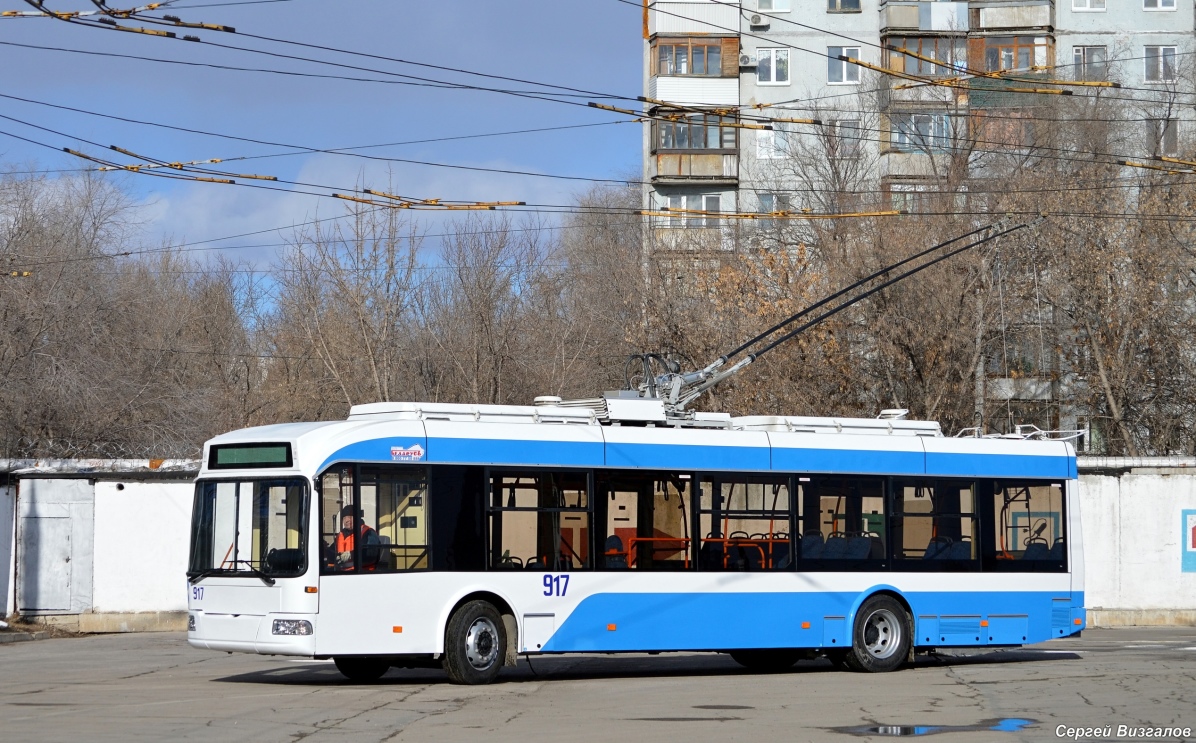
[
  {"x1": 626, "y1": 536, "x2": 691, "y2": 569},
  {"x1": 703, "y1": 536, "x2": 787, "y2": 569}
]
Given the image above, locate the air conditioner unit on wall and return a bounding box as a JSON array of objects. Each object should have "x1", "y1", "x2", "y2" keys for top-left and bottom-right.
[
  {"x1": 739, "y1": 53, "x2": 757, "y2": 68},
  {"x1": 749, "y1": 13, "x2": 768, "y2": 26}
]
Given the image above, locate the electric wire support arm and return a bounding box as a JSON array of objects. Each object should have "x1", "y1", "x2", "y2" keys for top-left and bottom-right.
[{"x1": 630, "y1": 216, "x2": 1046, "y2": 421}]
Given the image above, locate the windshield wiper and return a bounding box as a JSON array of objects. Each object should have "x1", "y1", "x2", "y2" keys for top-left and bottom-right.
[
  {"x1": 230, "y1": 560, "x2": 276, "y2": 586},
  {"x1": 187, "y1": 562, "x2": 276, "y2": 586},
  {"x1": 187, "y1": 568, "x2": 223, "y2": 585}
]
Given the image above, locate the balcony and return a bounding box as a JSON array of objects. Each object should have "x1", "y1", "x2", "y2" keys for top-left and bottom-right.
[
  {"x1": 650, "y1": 152, "x2": 739, "y2": 185},
  {"x1": 649, "y1": 76, "x2": 740, "y2": 106},
  {"x1": 880, "y1": 2, "x2": 968, "y2": 32},
  {"x1": 648, "y1": 1, "x2": 741, "y2": 36},
  {"x1": 977, "y1": 2, "x2": 1051, "y2": 31}
]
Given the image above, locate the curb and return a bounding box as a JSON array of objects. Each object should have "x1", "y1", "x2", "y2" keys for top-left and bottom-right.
[{"x1": 0, "y1": 631, "x2": 52, "y2": 644}]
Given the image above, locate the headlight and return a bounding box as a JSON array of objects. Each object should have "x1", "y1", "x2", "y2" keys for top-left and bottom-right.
[
  {"x1": 272, "y1": 619, "x2": 313, "y2": 636},
  {"x1": 188, "y1": 614, "x2": 196, "y2": 632}
]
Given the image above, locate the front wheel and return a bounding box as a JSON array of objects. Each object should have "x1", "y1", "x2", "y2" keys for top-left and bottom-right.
[
  {"x1": 442, "y1": 600, "x2": 506, "y2": 685},
  {"x1": 333, "y1": 656, "x2": 390, "y2": 682},
  {"x1": 844, "y1": 595, "x2": 911, "y2": 673}
]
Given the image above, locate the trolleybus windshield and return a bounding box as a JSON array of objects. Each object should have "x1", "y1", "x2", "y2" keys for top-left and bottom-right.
[{"x1": 188, "y1": 478, "x2": 309, "y2": 580}]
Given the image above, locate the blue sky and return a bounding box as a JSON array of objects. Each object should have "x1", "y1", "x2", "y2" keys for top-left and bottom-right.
[{"x1": 0, "y1": 0, "x2": 644, "y2": 262}]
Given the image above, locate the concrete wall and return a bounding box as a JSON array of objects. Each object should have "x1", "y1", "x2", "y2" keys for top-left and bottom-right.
[
  {"x1": 92, "y1": 481, "x2": 192, "y2": 614},
  {"x1": 1, "y1": 484, "x2": 14, "y2": 617},
  {"x1": 1077, "y1": 468, "x2": 1196, "y2": 626},
  {"x1": 3, "y1": 465, "x2": 1194, "y2": 629}
]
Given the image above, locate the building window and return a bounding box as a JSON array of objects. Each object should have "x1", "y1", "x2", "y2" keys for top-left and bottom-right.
[
  {"x1": 828, "y1": 0, "x2": 861, "y2": 12},
  {"x1": 829, "y1": 119, "x2": 862, "y2": 158},
  {"x1": 886, "y1": 37, "x2": 965, "y2": 76},
  {"x1": 665, "y1": 194, "x2": 722, "y2": 228},
  {"x1": 757, "y1": 48, "x2": 790, "y2": 84},
  {"x1": 1144, "y1": 0, "x2": 1176, "y2": 9},
  {"x1": 1072, "y1": 0, "x2": 1105, "y2": 9},
  {"x1": 890, "y1": 113, "x2": 953, "y2": 152},
  {"x1": 657, "y1": 39, "x2": 725, "y2": 76},
  {"x1": 828, "y1": 46, "x2": 861, "y2": 84},
  {"x1": 984, "y1": 36, "x2": 1049, "y2": 72},
  {"x1": 758, "y1": 0, "x2": 791, "y2": 10},
  {"x1": 1145, "y1": 46, "x2": 1177, "y2": 82},
  {"x1": 758, "y1": 192, "x2": 791, "y2": 214},
  {"x1": 756, "y1": 123, "x2": 793, "y2": 159},
  {"x1": 1149, "y1": 119, "x2": 1179, "y2": 156},
  {"x1": 1073, "y1": 46, "x2": 1107, "y2": 81},
  {"x1": 758, "y1": 192, "x2": 792, "y2": 229},
  {"x1": 654, "y1": 113, "x2": 738, "y2": 152},
  {"x1": 888, "y1": 183, "x2": 926, "y2": 212}
]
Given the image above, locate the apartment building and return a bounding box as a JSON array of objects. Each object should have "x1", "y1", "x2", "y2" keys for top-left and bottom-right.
[{"x1": 643, "y1": 0, "x2": 1196, "y2": 222}]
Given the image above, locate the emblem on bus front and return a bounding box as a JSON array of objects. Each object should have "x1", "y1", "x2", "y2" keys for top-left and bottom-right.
[{"x1": 391, "y1": 444, "x2": 425, "y2": 461}]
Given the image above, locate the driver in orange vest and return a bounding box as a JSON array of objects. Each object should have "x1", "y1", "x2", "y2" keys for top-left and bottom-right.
[{"x1": 333, "y1": 505, "x2": 381, "y2": 570}]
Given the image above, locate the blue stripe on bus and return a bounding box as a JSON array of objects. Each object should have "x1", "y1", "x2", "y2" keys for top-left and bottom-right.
[
  {"x1": 925, "y1": 452, "x2": 1074, "y2": 479},
  {"x1": 770, "y1": 447, "x2": 925, "y2": 476},
  {"x1": 317, "y1": 436, "x2": 1075, "y2": 480},
  {"x1": 428, "y1": 437, "x2": 605, "y2": 467},
  {"x1": 317, "y1": 438, "x2": 428, "y2": 473},
  {"x1": 605, "y1": 442, "x2": 772, "y2": 472},
  {"x1": 540, "y1": 590, "x2": 1084, "y2": 653}
]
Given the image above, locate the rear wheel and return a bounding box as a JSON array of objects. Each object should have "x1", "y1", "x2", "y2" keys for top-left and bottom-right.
[
  {"x1": 333, "y1": 656, "x2": 390, "y2": 682},
  {"x1": 729, "y1": 649, "x2": 801, "y2": 672},
  {"x1": 844, "y1": 595, "x2": 911, "y2": 673},
  {"x1": 442, "y1": 600, "x2": 505, "y2": 685}
]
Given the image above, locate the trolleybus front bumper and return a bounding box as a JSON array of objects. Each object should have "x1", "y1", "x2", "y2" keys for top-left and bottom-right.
[{"x1": 188, "y1": 611, "x2": 317, "y2": 656}]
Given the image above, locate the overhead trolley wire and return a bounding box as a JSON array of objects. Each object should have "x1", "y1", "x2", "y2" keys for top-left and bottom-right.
[
  {"x1": 3, "y1": 94, "x2": 1190, "y2": 214},
  {"x1": 158, "y1": 0, "x2": 299, "y2": 8},
  {"x1": 13, "y1": 1, "x2": 643, "y2": 108},
  {"x1": 615, "y1": 0, "x2": 1195, "y2": 106},
  {"x1": 700, "y1": 0, "x2": 1195, "y2": 98},
  {"x1": 721, "y1": 224, "x2": 993, "y2": 363},
  {"x1": 657, "y1": 219, "x2": 1037, "y2": 410}
]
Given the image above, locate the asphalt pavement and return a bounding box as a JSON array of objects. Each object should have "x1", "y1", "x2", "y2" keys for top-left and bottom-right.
[{"x1": 0, "y1": 627, "x2": 1193, "y2": 742}]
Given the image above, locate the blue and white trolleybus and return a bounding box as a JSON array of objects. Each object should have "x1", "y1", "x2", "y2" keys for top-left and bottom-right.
[{"x1": 186, "y1": 393, "x2": 1084, "y2": 684}]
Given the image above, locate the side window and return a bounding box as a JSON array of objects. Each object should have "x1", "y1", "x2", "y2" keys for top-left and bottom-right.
[
  {"x1": 892, "y1": 480, "x2": 978, "y2": 570},
  {"x1": 598, "y1": 472, "x2": 692, "y2": 571},
  {"x1": 362, "y1": 466, "x2": 429, "y2": 572},
  {"x1": 797, "y1": 477, "x2": 886, "y2": 569},
  {"x1": 320, "y1": 467, "x2": 355, "y2": 574},
  {"x1": 430, "y1": 465, "x2": 486, "y2": 571},
  {"x1": 983, "y1": 481, "x2": 1066, "y2": 572},
  {"x1": 320, "y1": 465, "x2": 429, "y2": 574},
  {"x1": 699, "y1": 477, "x2": 791, "y2": 571},
  {"x1": 489, "y1": 471, "x2": 589, "y2": 571}
]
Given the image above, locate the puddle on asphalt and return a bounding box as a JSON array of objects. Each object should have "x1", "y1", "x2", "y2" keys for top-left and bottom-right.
[{"x1": 832, "y1": 718, "x2": 1035, "y2": 737}]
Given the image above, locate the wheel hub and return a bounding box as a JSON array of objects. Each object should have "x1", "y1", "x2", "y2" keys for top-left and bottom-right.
[
  {"x1": 863, "y1": 608, "x2": 901, "y2": 659},
  {"x1": 465, "y1": 617, "x2": 499, "y2": 670}
]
